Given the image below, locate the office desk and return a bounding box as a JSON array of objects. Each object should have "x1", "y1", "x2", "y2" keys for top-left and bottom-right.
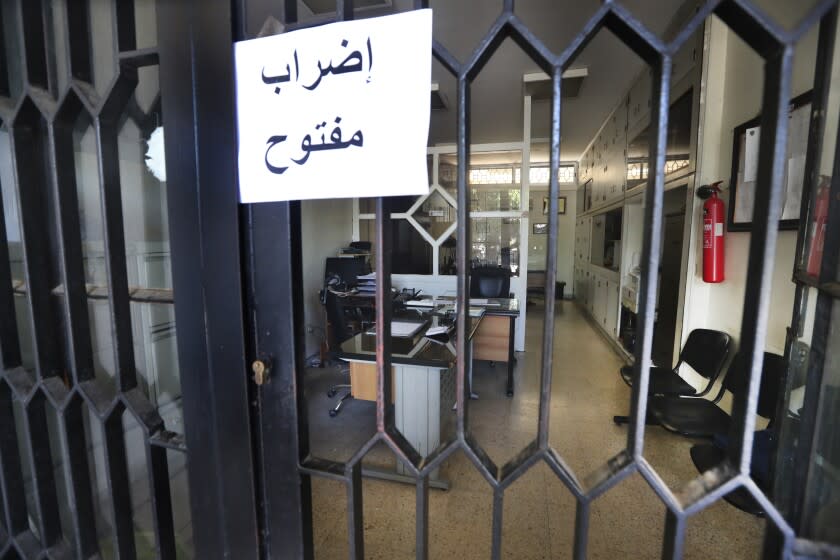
[
  {"x1": 337, "y1": 310, "x2": 483, "y2": 489},
  {"x1": 336, "y1": 300, "x2": 519, "y2": 488},
  {"x1": 416, "y1": 297, "x2": 520, "y2": 396},
  {"x1": 468, "y1": 299, "x2": 519, "y2": 397}
]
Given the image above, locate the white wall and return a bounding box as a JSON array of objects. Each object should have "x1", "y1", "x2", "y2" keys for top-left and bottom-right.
[
  {"x1": 527, "y1": 187, "x2": 577, "y2": 295},
  {"x1": 684, "y1": 14, "x2": 822, "y2": 360},
  {"x1": 301, "y1": 198, "x2": 354, "y2": 358}
]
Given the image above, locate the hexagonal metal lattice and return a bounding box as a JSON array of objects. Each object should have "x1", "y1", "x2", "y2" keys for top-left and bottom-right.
[{"x1": 2, "y1": 0, "x2": 840, "y2": 559}]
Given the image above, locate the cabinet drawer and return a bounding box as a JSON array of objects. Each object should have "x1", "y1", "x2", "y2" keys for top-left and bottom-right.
[
  {"x1": 473, "y1": 315, "x2": 511, "y2": 362},
  {"x1": 350, "y1": 362, "x2": 396, "y2": 402}
]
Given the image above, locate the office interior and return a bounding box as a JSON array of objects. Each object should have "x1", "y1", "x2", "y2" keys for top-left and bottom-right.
[{"x1": 1, "y1": 0, "x2": 838, "y2": 558}]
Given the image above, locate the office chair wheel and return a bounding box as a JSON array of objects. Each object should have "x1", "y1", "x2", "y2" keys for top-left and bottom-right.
[
  {"x1": 507, "y1": 390, "x2": 514, "y2": 397},
  {"x1": 329, "y1": 392, "x2": 352, "y2": 417},
  {"x1": 327, "y1": 388, "x2": 338, "y2": 398}
]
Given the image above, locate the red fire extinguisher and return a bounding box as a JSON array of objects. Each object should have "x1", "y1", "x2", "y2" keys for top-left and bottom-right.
[
  {"x1": 702, "y1": 181, "x2": 725, "y2": 283},
  {"x1": 806, "y1": 175, "x2": 830, "y2": 277}
]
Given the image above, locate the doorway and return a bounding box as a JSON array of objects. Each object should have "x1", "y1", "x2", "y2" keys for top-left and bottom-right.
[{"x1": 652, "y1": 184, "x2": 688, "y2": 366}]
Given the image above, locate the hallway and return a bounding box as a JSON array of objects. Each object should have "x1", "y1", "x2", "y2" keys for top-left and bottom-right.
[{"x1": 304, "y1": 300, "x2": 765, "y2": 558}]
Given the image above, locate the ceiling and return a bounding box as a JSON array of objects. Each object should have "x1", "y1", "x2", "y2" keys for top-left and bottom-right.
[
  {"x1": 294, "y1": 0, "x2": 816, "y2": 162},
  {"x1": 423, "y1": 0, "x2": 687, "y2": 162}
]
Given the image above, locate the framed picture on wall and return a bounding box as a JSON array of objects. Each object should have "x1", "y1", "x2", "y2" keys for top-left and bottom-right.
[
  {"x1": 532, "y1": 223, "x2": 548, "y2": 235},
  {"x1": 727, "y1": 90, "x2": 812, "y2": 231},
  {"x1": 542, "y1": 196, "x2": 567, "y2": 215}
]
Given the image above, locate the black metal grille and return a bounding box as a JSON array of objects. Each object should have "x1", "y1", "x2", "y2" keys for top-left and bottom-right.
[
  {"x1": 0, "y1": 2, "x2": 185, "y2": 558},
  {"x1": 3, "y1": 0, "x2": 840, "y2": 559},
  {"x1": 276, "y1": 1, "x2": 840, "y2": 559}
]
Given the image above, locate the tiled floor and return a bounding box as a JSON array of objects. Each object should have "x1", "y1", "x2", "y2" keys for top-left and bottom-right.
[{"x1": 305, "y1": 300, "x2": 765, "y2": 558}]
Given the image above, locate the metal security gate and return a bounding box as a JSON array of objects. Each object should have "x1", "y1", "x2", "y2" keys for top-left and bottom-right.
[{"x1": 1, "y1": 0, "x2": 840, "y2": 559}]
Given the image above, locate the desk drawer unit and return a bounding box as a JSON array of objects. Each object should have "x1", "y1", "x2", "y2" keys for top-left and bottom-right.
[
  {"x1": 349, "y1": 361, "x2": 396, "y2": 402},
  {"x1": 473, "y1": 315, "x2": 512, "y2": 363}
]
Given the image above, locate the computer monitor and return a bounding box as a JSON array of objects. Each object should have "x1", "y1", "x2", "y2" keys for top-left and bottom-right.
[{"x1": 324, "y1": 257, "x2": 368, "y2": 287}]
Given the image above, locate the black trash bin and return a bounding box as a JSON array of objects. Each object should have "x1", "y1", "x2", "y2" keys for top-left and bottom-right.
[{"x1": 555, "y1": 281, "x2": 566, "y2": 300}]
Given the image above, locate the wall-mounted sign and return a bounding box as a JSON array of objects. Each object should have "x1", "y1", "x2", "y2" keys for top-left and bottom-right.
[{"x1": 234, "y1": 10, "x2": 432, "y2": 204}]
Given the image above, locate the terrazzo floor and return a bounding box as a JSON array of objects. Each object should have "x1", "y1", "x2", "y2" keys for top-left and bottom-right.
[{"x1": 304, "y1": 300, "x2": 765, "y2": 559}]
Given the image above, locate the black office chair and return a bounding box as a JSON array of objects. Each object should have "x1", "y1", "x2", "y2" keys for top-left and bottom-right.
[
  {"x1": 688, "y1": 432, "x2": 773, "y2": 516},
  {"x1": 690, "y1": 356, "x2": 828, "y2": 526},
  {"x1": 322, "y1": 290, "x2": 359, "y2": 416},
  {"x1": 613, "y1": 328, "x2": 731, "y2": 425},
  {"x1": 470, "y1": 266, "x2": 512, "y2": 298},
  {"x1": 322, "y1": 257, "x2": 368, "y2": 417},
  {"x1": 650, "y1": 352, "x2": 785, "y2": 438}
]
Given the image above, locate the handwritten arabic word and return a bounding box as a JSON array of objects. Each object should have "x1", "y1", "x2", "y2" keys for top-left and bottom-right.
[
  {"x1": 261, "y1": 38, "x2": 373, "y2": 95},
  {"x1": 264, "y1": 116, "x2": 364, "y2": 175}
]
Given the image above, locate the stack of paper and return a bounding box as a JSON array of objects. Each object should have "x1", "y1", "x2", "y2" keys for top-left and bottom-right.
[
  {"x1": 424, "y1": 325, "x2": 452, "y2": 344},
  {"x1": 366, "y1": 320, "x2": 426, "y2": 338},
  {"x1": 469, "y1": 307, "x2": 486, "y2": 318},
  {"x1": 356, "y1": 272, "x2": 377, "y2": 293},
  {"x1": 470, "y1": 298, "x2": 501, "y2": 307}
]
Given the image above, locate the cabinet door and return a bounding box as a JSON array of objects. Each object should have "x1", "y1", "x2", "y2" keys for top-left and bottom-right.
[
  {"x1": 594, "y1": 276, "x2": 607, "y2": 325},
  {"x1": 672, "y1": 32, "x2": 697, "y2": 86},
  {"x1": 606, "y1": 280, "x2": 620, "y2": 337},
  {"x1": 627, "y1": 70, "x2": 652, "y2": 132}
]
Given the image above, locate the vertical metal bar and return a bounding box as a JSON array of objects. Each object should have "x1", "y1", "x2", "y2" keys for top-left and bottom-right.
[
  {"x1": 232, "y1": 1, "x2": 313, "y2": 556},
  {"x1": 627, "y1": 55, "x2": 671, "y2": 457},
  {"x1": 115, "y1": 0, "x2": 138, "y2": 52},
  {"x1": 64, "y1": 0, "x2": 92, "y2": 82},
  {"x1": 146, "y1": 441, "x2": 177, "y2": 559},
  {"x1": 156, "y1": 0, "x2": 262, "y2": 553},
  {"x1": 794, "y1": 36, "x2": 840, "y2": 532},
  {"x1": 336, "y1": 0, "x2": 354, "y2": 22},
  {"x1": 48, "y1": 114, "x2": 96, "y2": 384},
  {"x1": 346, "y1": 462, "x2": 364, "y2": 559},
  {"x1": 61, "y1": 400, "x2": 99, "y2": 557},
  {"x1": 94, "y1": 122, "x2": 138, "y2": 392},
  {"x1": 242, "y1": 198, "x2": 313, "y2": 560},
  {"x1": 506, "y1": 316, "x2": 515, "y2": 395},
  {"x1": 770, "y1": 8, "x2": 837, "y2": 524},
  {"x1": 0, "y1": 384, "x2": 28, "y2": 535},
  {"x1": 790, "y1": 9, "x2": 837, "y2": 274},
  {"x1": 10, "y1": 111, "x2": 62, "y2": 382},
  {"x1": 761, "y1": 523, "x2": 789, "y2": 559},
  {"x1": 661, "y1": 510, "x2": 685, "y2": 559},
  {"x1": 455, "y1": 77, "x2": 470, "y2": 436},
  {"x1": 572, "y1": 500, "x2": 589, "y2": 560},
  {"x1": 102, "y1": 413, "x2": 136, "y2": 559},
  {"x1": 537, "y1": 66, "x2": 561, "y2": 449},
  {"x1": 283, "y1": 0, "x2": 298, "y2": 25},
  {"x1": 490, "y1": 488, "x2": 503, "y2": 560},
  {"x1": 18, "y1": 0, "x2": 47, "y2": 88},
  {"x1": 22, "y1": 397, "x2": 62, "y2": 548},
  {"x1": 0, "y1": 4, "x2": 9, "y2": 96},
  {"x1": 0, "y1": 166, "x2": 21, "y2": 371},
  {"x1": 415, "y1": 475, "x2": 429, "y2": 560},
  {"x1": 726, "y1": 46, "x2": 794, "y2": 474},
  {"x1": 375, "y1": 197, "x2": 393, "y2": 431}
]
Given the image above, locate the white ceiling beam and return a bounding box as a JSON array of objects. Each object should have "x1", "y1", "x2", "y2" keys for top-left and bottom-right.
[{"x1": 522, "y1": 67, "x2": 589, "y2": 83}]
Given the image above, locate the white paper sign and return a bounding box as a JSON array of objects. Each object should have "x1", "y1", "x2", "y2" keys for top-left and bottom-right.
[{"x1": 234, "y1": 10, "x2": 433, "y2": 203}]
